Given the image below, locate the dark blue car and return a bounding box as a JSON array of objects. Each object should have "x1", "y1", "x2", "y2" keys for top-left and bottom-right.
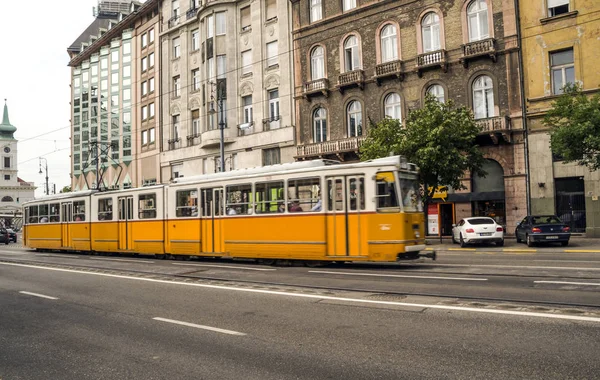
[{"x1": 515, "y1": 215, "x2": 571, "y2": 247}]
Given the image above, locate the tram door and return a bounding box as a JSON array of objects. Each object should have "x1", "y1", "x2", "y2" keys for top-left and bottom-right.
[
  {"x1": 326, "y1": 176, "x2": 364, "y2": 257},
  {"x1": 201, "y1": 188, "x2": 224, "y2": 254},
  {"x1": 60, "y1": 202, "x2": 72, "y2": 248},
  {"x1": 118, "y1": 196, "x2": 134, "y2": 250}
]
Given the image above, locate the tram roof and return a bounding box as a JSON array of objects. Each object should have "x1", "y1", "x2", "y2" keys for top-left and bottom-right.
[{"x1": 23, "y1": 190, "x2": 98, "y2": 205}]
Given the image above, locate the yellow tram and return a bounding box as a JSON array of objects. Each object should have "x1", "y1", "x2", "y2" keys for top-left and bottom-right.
[{"x1": 23, "y1": 156, "x2": 434, "y2": 263}]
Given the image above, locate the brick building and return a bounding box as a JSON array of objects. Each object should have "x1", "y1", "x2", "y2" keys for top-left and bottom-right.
[{"x1": 290, "y1": 0, "x2": 527, "y2": 235}]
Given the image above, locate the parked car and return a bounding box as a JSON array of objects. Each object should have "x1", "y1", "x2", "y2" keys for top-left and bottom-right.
[
  {"x1": 515, "y1": 215, "x2": 570, "y2": 247},
  {"x1": 0, "y1": 228, "x2": 9, "y2": 245},
  {"x1": 452, "y1": 217, "x2": 504, "y2": 247},
  {"x1": 6, "y1": 228, "x2": 16, "y2": 243}
]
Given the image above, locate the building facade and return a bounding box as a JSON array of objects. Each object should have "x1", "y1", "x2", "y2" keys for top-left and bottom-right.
[
  {"x1": 159, "y1": 0, "x2": 295, "y2": 180},
  {"x1": 290, "y1": 0, "x2": 527, "y2": 235},
  {"x1": 521, "y1": 0, "x2": 600, "y2": 236}
]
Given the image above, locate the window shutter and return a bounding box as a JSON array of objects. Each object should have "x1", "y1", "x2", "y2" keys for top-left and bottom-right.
[
  {"x1": 266, "y1": 0, "x2": 277, "y2": 20},
  {"x1": 241, "y1": 6, "x2": 251, "y2": 30},
  {"x1": 548, "y1": 0, "x2": 569, "y2": 7}
]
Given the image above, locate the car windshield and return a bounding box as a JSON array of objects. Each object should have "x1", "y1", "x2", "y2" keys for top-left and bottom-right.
[
  {"x1": 532, "y1": 216, "x2": 563, "y2": 224},
  {"x1": 468, "y1": 218, "x2": 495, "y2": 225}
]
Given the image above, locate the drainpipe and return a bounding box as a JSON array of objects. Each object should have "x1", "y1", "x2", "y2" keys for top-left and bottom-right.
[{"x1": 514, "y1": 0, "x2": 531, "y2": 216}]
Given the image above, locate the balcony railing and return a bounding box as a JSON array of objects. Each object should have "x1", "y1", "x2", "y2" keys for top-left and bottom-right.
[
  {"x1": 168, "y1": 137, "x2": 181, "y2": 150},
  {"x1": 168, "y1": 16, "x2": 181, "y2": 28},
  {"x1": 263, "y1": 116, "x2": 281, "y2": 131},
  {"x1": 186, "y1": 133, "x2": 201, "y2": 147},
  {"x1": 303, "y1": 78, "x2": 329, "y2": 98},
  {"x1": 338, "y1": 69, "x2": 365, "y2": 91},
  {"x1": 461, "y1": 38, "x2": 496, "y2": 67},
  {"x1": 476, "y1": 116, "x2": 510, "y2": 133},
  {"x1": 186, "y1": 7, "x2": 199, "y2": 20},
  {"x1": 296, "y1": 136, "x2": 367, "y2": 158},
  {"x1": 416, "y1": 50, "x2": 447, "y2": 76},
  {"x1": 237, "y1": 121, "x2": 254, "y2": 136},
  {"x1": 375, "y1": 60, "x2": 404, "y2": 83}
]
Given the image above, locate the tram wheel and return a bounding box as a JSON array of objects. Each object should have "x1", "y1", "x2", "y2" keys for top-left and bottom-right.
[
  {"x1": 305, "y1": 260, "x2": 324, "y2": 268},
  {"x1": 259, "y1": 259, "x2": 276, "y2": 266}
]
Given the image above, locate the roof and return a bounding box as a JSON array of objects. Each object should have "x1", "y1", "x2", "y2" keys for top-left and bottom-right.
[{"x1": 0, "y1": 100, "x2": 17, "y2": 137}]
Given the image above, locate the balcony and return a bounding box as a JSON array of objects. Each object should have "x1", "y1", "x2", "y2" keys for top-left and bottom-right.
[
  {"x1": 168, "y1": 16, "x2": 181, "y2": 28},
  {"x1": 263, "y1": 116, "x2": 281, "y2": 131},
  {"x1": 338, "y1": 70, "x2": 365, "y2": 92},
  {"x1": 296, "y1": 136, "x2": 367, "y2": 161},
  {"x1": 476, "y1": 116, "x2": 511, "y2": 144},
  {"x1": 416, "y1": 50, "x2": 447, "y2": 77},
  {"x1": 186, "y1": 7, "x2": 199, "y2": 20},
  {"x1": 303, "y1": 78, "x2": 329, "y2": 99},
  {"x1": 374, "y1": 60, "x2": 404, "y2": 84},
  {"x1": 167, "y1": 137, "x2": 181, "y2": 150},
  {"x1": 237, "y1": 121, "x2": 255, "y2": 136},
  {"x1": 186, "y1": 133, "x2": 201, "y2": 147},
  {"x1": 460, "y1": 38, "x2": 496, "y2": 68}
]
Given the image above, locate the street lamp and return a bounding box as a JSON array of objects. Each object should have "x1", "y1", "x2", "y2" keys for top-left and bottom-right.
[
  {"x1": 209, "y1": 80, "x2": 226, "y2": 172},
  {"x1": 38, "y1": 157, "x2": 49, "y2": 196}
]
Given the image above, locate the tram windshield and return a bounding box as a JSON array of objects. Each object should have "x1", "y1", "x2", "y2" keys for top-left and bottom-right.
[{"x1": 399, "y1": 173, "x2": 423, "y2": 212}]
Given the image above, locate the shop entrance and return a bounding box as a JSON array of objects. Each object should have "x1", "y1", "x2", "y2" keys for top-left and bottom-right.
[
  {"x1": 472, "y1": 159, "x2": 506, "y2": 227},
  {"x1": 439, "y1": 203, "x2": 454, "y2": 236},
  {"x1": 555, "y1": 177, "x2": 586, "y2": 233}
]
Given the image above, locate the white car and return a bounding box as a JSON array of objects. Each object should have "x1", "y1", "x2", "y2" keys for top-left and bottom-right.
[{"x1": 452, "y1": 217, "x2": 504, "y2": 247}]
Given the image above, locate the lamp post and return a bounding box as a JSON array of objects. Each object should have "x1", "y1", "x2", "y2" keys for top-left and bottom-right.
[
  {"x1": 209, "y1": 80, "x2": 226, "y2": 172},
  {"x1": 38, "y1": 157, "x2": 49, "y2": 196}
]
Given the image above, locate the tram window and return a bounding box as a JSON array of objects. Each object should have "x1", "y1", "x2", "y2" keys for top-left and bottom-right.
[
  {"x1": 201, "y1": 188, "x2": 223, "y2": 216},
  {"x1": 349, "y1": 178, "x2": 365, "y2": 211},
  {"x1": 138, "y1": 193, "x2": 157, "y2": 219},
  {"x1": 38, "y1": 204, "x2": 49, "y2": 223},
  {"x1": 28, "y1": 206, "x2": 38, "y2": 224},
  {"x1": 49, "y1": 203, "x2": 60, "y2": 222},
  {"x1": 287, "y1": 177, "x2": 320, "y2": 212},
  {"x1": 255, "y1": 181, "x2": 284, "y2": 213},
  {"x1": 73, "y1": 201, "x2": 86, "y2": 221},
  {"x1": 226, "y1": 184, "x2": 252, "y2": 215},
  {"x1": 327, "y1": 179, "x2": 344, "y2": 211},
  {"x1": 399, "y1": 173, "x2": 423, "y2": 212},
  {"x1": 176, "y1": 189, "x2": 198, "y2": 217},
  {"x1": 376, "y1": 172, "x2": 400, "y2": 211},
  {"x1": 98, "y1": 198, "x2": 113, "y2": 220}
]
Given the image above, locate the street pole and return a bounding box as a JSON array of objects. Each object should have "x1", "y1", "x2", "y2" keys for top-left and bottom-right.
[
  {"x1": 39, "y1": 157, "x2": 49, "y2": 196},
  {"x1": 218, "y1": 81, "x2": 225, "y2": 172}
]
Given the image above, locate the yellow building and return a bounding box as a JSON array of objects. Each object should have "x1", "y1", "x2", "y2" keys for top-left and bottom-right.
[{"x1": 520, "y1": 0, "x2": 600, "y2": 236}]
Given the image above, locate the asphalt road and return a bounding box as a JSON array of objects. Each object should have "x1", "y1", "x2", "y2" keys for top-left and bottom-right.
[{"x1": 1, "y1": 246, "x2": 600, "y2": 379}]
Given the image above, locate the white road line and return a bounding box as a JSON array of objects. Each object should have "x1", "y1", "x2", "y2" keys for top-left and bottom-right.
[
  {"x1": 2, "y1": 261, "x2": 600, "y2": 323},
  {"x1": 153, "y1": 317, "x2": 246, "y2": 336},
  {"x1": 89, "y1": 257, "x2": 155, "y2": 264},
  {"x1": 425, "y1": 263, "x2": 600, "y2": 271},
  {"x1": 534, "y1": 281, "x2": 600, "y2": 286},
  {"x1": 36, "y1": 254, "x2": 81, "y2": 259},
  {"x1": 19, "y1": 291, "x2": 59, "y2": 300},
  {"x1": 171, "y1": 263, "x2": 276, "y2": 271},
  {"x1": 308, "y1": 270, "x2": 488, "y2": 282}
]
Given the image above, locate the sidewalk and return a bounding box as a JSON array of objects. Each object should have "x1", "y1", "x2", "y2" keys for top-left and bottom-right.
[{"x1": 425, "y1": 235, "x2": 600, "y2": 253}]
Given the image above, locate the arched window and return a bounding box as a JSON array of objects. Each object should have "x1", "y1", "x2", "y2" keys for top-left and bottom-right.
[
  {"x1": 384, "y1": 93, "x2": 401, "y2": 120},
  {"x1": 421, "y1": 12, "x2": 441, "y2": 52},
  {"x1": 313, "y1": 107, "x2": 327, "y2": 143},
  {"x1": 380, "y1": 24, "x2": 398, "y2": 63},
  {"x1": 310, "y1": 46, "x2": 325, "y2": 80},
  {"x1": 344, "y1": 35, "x2": 360, "y2": 72},
  {"x1": 1, "y1": 196, "x2": 13, "y2": 202},
  {"x1": 467, "y1": 0, "x2": 489, "y2": 42},
  {"x1": 427, "y1": 84, "x2": 445, "y2": 103},
  {"x1": 472, "y1": 75, "x2": 495, "y2": 119},
  {"x1": 347, "y1": 101, "x2": 362, "y2": 137}
]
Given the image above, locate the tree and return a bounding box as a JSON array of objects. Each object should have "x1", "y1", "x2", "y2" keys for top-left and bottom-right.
[
  {"x1": 60, "y1": 185, "x2": 72, "y2": 193},
  {"x1": 544, "y1": 83, "x2": 600, "y2": 170},
  {"x1": 360, "y1": 95, "x2": 486, "y2": 231}
]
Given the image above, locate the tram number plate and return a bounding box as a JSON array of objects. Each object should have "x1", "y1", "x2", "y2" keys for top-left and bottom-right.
[
  {"x1": 480, "y1": 233, "x2": 492, "y2": 236},
  {"x1": 546, "y1": 236, "x2": 559, "y2": 239}
]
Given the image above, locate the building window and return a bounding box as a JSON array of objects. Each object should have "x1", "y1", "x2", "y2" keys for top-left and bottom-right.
[
  {"x1": 347, "y1": 100, "x2": 362, "y2": 137},
  {"x1": 141, "y1": 81, "x2": 148, "y2": 96},
  {"x1": 343, "y1": 0, "x2": 356, "y2": 12},
  {"x1": 141, "y1": 57, "x2": 148, "y2": 71},
  {"x1": 422, "y1": 12, "x2": 441, "y2": 52},
  {"x1": 149, "y1": 77, "x2": 155, "y2": 93},
  {"x1": 268, "y1": 89, "x2": 279, "y2": 121},
  {"x1": 173, "y1": 76, "x2": 181, "y2": 97},
  {"x1": 149, "y1": 103, "x2": 155, "y2": 118},
  {"x1": 267, "y1": 41, "x2": 278, "y2": 67},
  {"x1": 4, "y1": 175, "x2": 10, "y2": 181},
  {"x1": 149, "y1": 52, "x2": 155, "y2": 67},
  {"x1": 207, "y1": 57, "x2": 215, "y2": 80},
  {"x1": 344, "y1": 35, "x2": 360, "y2": 71},
  {"x1": 472, "y1": 75, "x2": 495, "y2": 119},
  {"x1": 310, "y1": 46, "x2": 325, "y2": 80},
  {"x1": 4, "y1": 157, "x2": 10, "y2": 168},
  {"x1": 427, "y1": 84, "x2": 445, "y2": 103},
  {"x1": 172, "y1": 115, "x2": 180, "y2": 140},
  {"x1": 141, "y1": 33, "x2": 147, "y2": 48},
  {"x1": 206, "y1": 14, "x2": 214, "y2": 38},
  {"x1": 192, "y1": 69, "x2": 200, "y2": 91},
  {"x1": 551, "y1": 49, "x2": 575, "y2": 95},
  {"x1": 548, "y1": 0, "x2": 569, "y2": 17},
  {"x1": 173, "y1": 37, "x2": 181, "y2": 58},
  {"x1": 192, "y1": 109, "x2": 200, "y2": 135},
  {"x1": 217, "y1": 55, "x2": 226, "y2": 79},
  {"x1": 310, "y1": 0, "x2": 322, "y2": 22},
  {"x1": 384, "y1": 93, "x2": 401, "y2": 120},
  {"x1": 142, "y1": 105, "x2": 148, "y2": 120},
  {"x1": 142, "y1": 130, "x2": 148, "y2": 145},
  {"x1": 242, "y1": 95, "x2": 253, "y2": 124},
  {"x1": 172, "y1": 0, "x2": 179, "y2": 18},
  {"x1": 313, "y1": 107, "x2": 327, "y2": 143},
  {"x1": 149, "y1": 128, "x2": 155, "y2": 143},
  {"x1": 241, "y1": 6, "x2": 251, "y2": 31},
  {"x1": 242, "y1": 50, "x2": 252, "y2": 75},
  {"x1": 216, "y1": 12, "x2": 226, "y2": 35},
  {"x1": 266, "y1": 0, "x2": 277, "y2": 21},
  {"x1": 263, "y1": 147, "x2": 281, "y2": 166},
  {"x1": 380, "y1": 24, "x2": 398, "y2": 63},
  {"x1": 467, "y1": 0, "x2": 489, "y2": 42},
  {"x1": 191, "y1": 29, "x2": 200, "y2": 51},
  {"x1": 149, "y1": 29, "x2": 155, "y2": 43}
]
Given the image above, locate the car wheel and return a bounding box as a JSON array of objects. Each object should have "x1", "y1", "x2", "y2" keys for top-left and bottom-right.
[
  {"x1": 526, "y1": 234, "x2": 535, "y2": 247},
  {"x1": 459, "y1": 234, "x2": 467, "y2": 248},
  {"x1": 561, "y1": 241, "x2": 569, "y2": 247},
  {"x1": 515, "y1": 230, "x2": 521, "y2": 243},
  {"x1": 496, "y1": 240, "x2": 504, "y2": 247}
]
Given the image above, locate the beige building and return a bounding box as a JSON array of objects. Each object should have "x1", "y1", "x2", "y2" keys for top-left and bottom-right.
[
  {"x1": 159, "y1": 0, "x2": 295, "y2": 179},
  {"x1": 521, "y1": 0, "x2": 600, "y2": 236}
]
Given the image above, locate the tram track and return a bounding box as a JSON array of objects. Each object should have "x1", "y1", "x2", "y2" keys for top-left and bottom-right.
[{"x1": 2, "y1": 256, "x2": 600, "y2": 311}]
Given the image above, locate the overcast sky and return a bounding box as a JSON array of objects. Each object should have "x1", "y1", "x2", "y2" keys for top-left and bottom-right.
[{"x1": 0, "y1": 0, "x2": 100, "y2": 196}]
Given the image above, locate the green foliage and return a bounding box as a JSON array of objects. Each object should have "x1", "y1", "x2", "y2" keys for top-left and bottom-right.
[
  {"x1": 60, "y1": 185, "x2": 72, "y2": 193},
  {"x1": 544, "y1": 83, "x2": 600, "y2": 170},
  {"x1": 360, "y1": 95, "x2": 486, "y2": 200}
]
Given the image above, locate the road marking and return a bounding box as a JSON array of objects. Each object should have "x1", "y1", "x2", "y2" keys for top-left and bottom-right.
[
  {"x1": 503, "y1": 249, "x2": 537, "y2": 253},
  {"x1": 448, "y1": 248, "x2": 477, "y2": 251},
  {"x1": 426, "y1": 263, "x2": 600, "y2": 271},
  {"x1": 89, "y1": 257, "x2": 155, "y2": 264},
  {"x1": 171, "y1": 263, "x2": 276, "y2": 271},
  {"x1": 534, "y1": 281, "x2": 600, "y2": 286},
  {"x1": 2, "y1": 261, "x2": 600, "y2": 323},
  {"x1": 153, "y1": 317, "x2": 246, "y2": 336},
  {"x1": 19, "y1": 291, "x2": 58, "y2": 300},
  {"x1": 309, "y1": 270, "x2": 488, "y2": 282},
  {"x1": 36, "y1": 254, "x2": 80, "y2": 259},
  {"x1": 565, "y1": 250, "x2": 600, "y2": 253}
]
